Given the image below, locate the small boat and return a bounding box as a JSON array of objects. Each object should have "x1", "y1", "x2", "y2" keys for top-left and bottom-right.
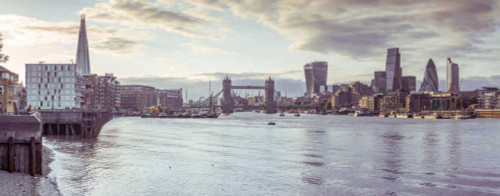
[
  {"x1": 268, "y1": 122, "x2": 276, "y2": 125},
  {"x1": 294, "y1": 113, "x2": 300, "y2": 117},
  {"x1": 353, "y1": 110, "x2": 372, "y2": 117},
  {"x1": 279, "y1": 113, "x2": 285, "y2": 117}
]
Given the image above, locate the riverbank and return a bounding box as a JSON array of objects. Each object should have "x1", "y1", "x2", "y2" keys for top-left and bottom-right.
[{"x1": 0, "y1": 146, "x2": 60, "y2": 196}]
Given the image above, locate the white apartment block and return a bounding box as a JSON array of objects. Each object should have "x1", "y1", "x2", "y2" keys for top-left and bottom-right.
[{"x1": 25, "y1": 63, "x2": 84, "y2": 110}]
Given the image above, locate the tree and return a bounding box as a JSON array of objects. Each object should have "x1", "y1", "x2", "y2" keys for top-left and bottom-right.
[{"x1": 0, "y1": 32, "x2": 9, "y2": 63}]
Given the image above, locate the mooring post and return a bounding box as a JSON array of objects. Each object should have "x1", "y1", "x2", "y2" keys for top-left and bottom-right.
[
  {"x1": 30, "y1": 137, "x2": 36, "y2": 176},
  {"x1": 8, "y1": 137, "x2": 15, "y2": 173}
]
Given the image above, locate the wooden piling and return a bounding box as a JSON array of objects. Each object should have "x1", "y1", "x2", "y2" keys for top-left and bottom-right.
[
  {"x1": 30, "y1": 137, "x2": 36, "y2": 176},
  {"x1": 8, "y1": 137, "x2": 14, "y2": 173}
]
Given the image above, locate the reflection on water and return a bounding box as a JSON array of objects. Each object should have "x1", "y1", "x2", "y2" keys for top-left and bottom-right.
[{"x1": 44, "y1": 113, "x2": 500, "y2": 195}]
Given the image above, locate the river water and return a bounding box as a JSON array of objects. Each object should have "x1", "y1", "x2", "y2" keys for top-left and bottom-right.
[{"x1": 44, "y1": 113, "x2": 500, "y2": 195}]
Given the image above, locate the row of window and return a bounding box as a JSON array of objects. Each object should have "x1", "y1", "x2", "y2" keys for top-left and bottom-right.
[
  {"x1": 26, "y1": 65, "x2": 75, "y2": 72},
  {"x1": 26, "y1": 77, "x2": 77, "y2": 83},
  {"x1": 26, "y1": 83, "x2": 80, "y2": 89},
  {"x1": 27, "y1": 90, "x2": 78, "y2": 95},
  {"x1": 28, "y1": 101, "x2": 78, "y2": 109},
  {"x1": 28, "y1": 95, "x2": 77, "y2": 101},
  {"x1": 26, "y1": 71, "x2": 76, "y2": 77}
]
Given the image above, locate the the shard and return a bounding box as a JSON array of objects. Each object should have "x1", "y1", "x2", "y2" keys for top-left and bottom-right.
[
  {"x1": 419, "y1": 58, "x2": 439, "y2": 92},
  {"x1": 76, "y1": 14, "x2": 90, "y2": 75}
]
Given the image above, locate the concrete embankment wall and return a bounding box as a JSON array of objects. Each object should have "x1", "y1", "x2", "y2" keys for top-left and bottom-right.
[
  {"x1": 476, "y1": 109, "x2": 500, "y2": 118},
  {"x1": 0, "y1": 115, "x2": 43, "y2": 175}
]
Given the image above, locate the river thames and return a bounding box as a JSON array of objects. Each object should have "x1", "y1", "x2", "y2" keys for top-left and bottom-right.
[{"x1": 44, "y1": 113, "x2": 500, "y2": 195}]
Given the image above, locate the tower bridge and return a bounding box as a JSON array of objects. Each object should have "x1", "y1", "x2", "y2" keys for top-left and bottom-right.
[
  {"x1": 184, "y1": 76, "x2": 315, "y2": 111},
  {"x1": 222, "y1": 76, "x2": 277, "y2": 114}
]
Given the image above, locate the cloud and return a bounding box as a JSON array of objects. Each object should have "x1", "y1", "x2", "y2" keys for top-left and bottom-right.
[
  {"x1": 0, "y1": 14, "x2": 144, "y2": 56},
  {"x1": 80, "y1": 0, "x2": 227, "y2": 39},
  {"x1": 180, "y1": 43, "x2": 234, "y2": 54},
  {"x1": 182, "y1": 0, "x2": 499, "y2": 60},
  {"x1": 92, "y1": 37, "x2": 142, "y2": 55},
  {"x1": 198, "y1": 70, "x2": 301, "y2": 79}
]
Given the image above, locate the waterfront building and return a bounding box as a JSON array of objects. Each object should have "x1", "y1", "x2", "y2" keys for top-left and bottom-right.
[
  {"x1": 25, "y1": 63, "x2": 84, "y2": 110},
  {"x1": 419, "y1": 59, "x2": 439, "y2": 93},
  {"x1": 0, "y1": 66, "x2": 19, "y2": 113},
  {"x1": 158, "y1": 89, "x2": 183, "y2": 112},
  {"x1": 83, "y1": 74, "x2": 104, "y2": 109},
  {"x1": 304, "y1": 61, "x2": 328, "y2": 97},
  {"x1": 405, "y1": 93, "x2": 431, "y2": 113},
  {"x1": 373, "y1": 71, "x2": 386, "y2": 93},
  {"x1": 119, "y1": 85, "x2": 158, "y2": 111},
  {"x1": 331, "y1": 84, "x2": 341, "y2": 94},
  {"x1": 446, "y1": 57, "x2": 460, "y2": 94},
  {"x1": 83, "y1": 73, "x2": 120, "y2": 110},
  {"x1": 478, "y1": 87, "x2": 500, "y2": 109},
  {"x1": 330, "y1": 85, "x2": 361, "y2": 109},
  {"x1": 430, "y1": 93, "x2": 460, "y2": 111},
  {"x1": 14, "y1": 83, "x2": 27, "y2": 112},
  {"x1": 385, "y1": 48, "x2": 402, "y2": 92},
  {"x1": 359, "y1": 94, "x2": 384, "y2": 112},
  {"x1": 350, "y1": 81, "x2": 373, "y2": 96},
  {"x1": 358, "y1": 96, "x2": 374, "y2": 111},
  {"x1": 402, "y1": 76, "x2": 416, "y2": 92},
  {"x1": 76, "y1": 15, "x2": 91, "y2": 75},
  {"x1": 100, "y1": 73, "x2": 120, "y2": 110},
  {"x1": 380, "y1": 91, "x2": 408, "y2": 114}
]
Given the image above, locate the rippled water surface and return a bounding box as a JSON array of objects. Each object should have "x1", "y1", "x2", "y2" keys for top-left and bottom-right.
[{"x1": 44, "y1": 113, "x2": 500, "y2": 195}]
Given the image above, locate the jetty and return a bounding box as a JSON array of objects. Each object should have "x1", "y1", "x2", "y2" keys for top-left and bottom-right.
[
  {"x1": 37, "y1": 109, "x2": 113, "y2": 138},
  {"x1": 0, "y1": 115, "x2": 42, "y2": 175}
]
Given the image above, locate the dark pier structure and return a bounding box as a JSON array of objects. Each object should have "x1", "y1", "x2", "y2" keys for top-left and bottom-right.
[
  {"x1": 222, "y1": 76, "x2": 277, "y2": 114},
  {"x1": 38, "y1": 109, "x2": 113, "y2": 138},
  {"x1": 0, "y1": 115, "x2": 43, "y2": 175}
]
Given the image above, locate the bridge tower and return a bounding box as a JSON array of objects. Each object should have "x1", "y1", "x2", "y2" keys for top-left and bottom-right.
[
  {"x1": 222, "y1": 75, "x2": 234, "y2": 113},
  {"x1": 265, "y1": 76, "x2": 277, "y2": 114}
]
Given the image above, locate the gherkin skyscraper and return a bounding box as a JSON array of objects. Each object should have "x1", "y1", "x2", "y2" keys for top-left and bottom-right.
[
  {"x1": 419, "y1": 58, "x2": 439, "y2": 92},
  {"x1": 76, "y1": 15, "x2": 90, "y2": 75}
]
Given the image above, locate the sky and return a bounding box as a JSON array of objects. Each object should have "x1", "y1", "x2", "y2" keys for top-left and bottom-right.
[{"x1": 0, "y1": 0, "x2": 499, "y2": 98}]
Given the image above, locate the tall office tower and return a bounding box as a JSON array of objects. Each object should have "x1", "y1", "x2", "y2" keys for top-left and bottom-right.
[
  {"x1": 303, "y1": 61, "x2": 328, "y2": 97},
  {"x1": 76, "y1": 15, "x2": 91, "y2": 75},
  {"x1": 419, "y1": 58, "x2": 439, "y2": 92},
  {"x1": 25, "y1": 63, "x2": 84, "y2": 110},
  {"x1": 402, "y1": 76, "x2": 416, "y2": 92},
  {"x1": 446, "y1": 57, "x2": 460, "y2": 94},
  {"x1": 373, "y1": 71, "x2": 386, "y2": 93},
  {"x1": 385, "y1": 48, "x2": 402, "y2": 92}
]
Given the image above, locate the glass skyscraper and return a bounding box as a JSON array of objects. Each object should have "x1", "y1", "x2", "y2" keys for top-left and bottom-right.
[
  {"x1": 385, "y1": 48, "x2": 402, "y2": 92},
  {"x1": 304, "y1": 61, "x2": 328, "y2": 97},
  {"x1": 76, "y1": 15, "x2": 91, "y2": 75},
  {"x1": 420, "y1": 58, "x2": 439, "y2": 92},
  {"x1": 373, "y1": 71, "x2": 386, "y2": 93},
  {"x1": 446, "y1": 57, "x2": 460, "y2": 94}
]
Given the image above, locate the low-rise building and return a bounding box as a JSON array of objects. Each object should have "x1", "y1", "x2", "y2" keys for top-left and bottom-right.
[
  {"x1": 478, "y1": 87, "x2": 500, "y2": 109},
  {"x1": 158, "y1": 89, "x2": 183, "y2": 112},
  {"x1": 405, "y1": 92, "x2": 431, "y2": 113},
  {"x1": 119, "y1": 85, "x2": 158, "y2": 111},
  {"x1": 0, "y1": 66, "x2": 19, "y2": 113}
]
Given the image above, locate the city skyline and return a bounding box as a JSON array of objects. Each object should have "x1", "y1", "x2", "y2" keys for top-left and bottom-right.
[{"x1": 0, "y1": 0, "x2": 499, "y2": 98}]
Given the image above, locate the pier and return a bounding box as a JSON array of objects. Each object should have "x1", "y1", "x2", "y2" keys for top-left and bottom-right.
[
  {"x1": 0, "y1": 115, "x2": 43, "y2": 175},
  {"x1": 38, "y1": 109, "x2": 113, "y2": 138}
]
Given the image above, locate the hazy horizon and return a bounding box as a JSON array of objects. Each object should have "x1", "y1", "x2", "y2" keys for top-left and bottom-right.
[{"x1": 1, "y1": 0, "x2": 499, "y2": 98}]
